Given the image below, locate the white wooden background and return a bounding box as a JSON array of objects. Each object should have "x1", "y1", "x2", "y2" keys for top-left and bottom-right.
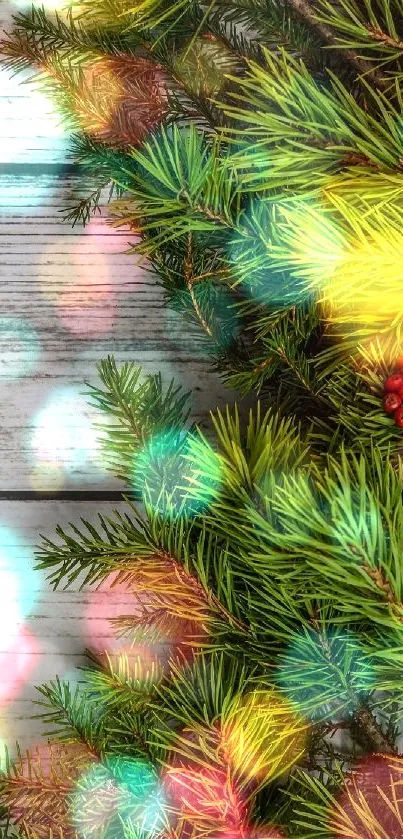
[{"x1": 0, "y1": 0, "x2": 234, "y2": 762}]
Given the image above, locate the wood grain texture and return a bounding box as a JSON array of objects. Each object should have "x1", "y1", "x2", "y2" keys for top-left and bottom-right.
[
  {"x1": 0, "y1": 6, "x2": 237, "y2": 771},
  {"x1": 0, "y1": 172, "x2": 236, "y2": 489},
  {"x1": 0, "y1": 498, "x2": 136, "y2": 758},
  {"x1": 1, "y1": 0, "x2": 74, "y2": 167}
]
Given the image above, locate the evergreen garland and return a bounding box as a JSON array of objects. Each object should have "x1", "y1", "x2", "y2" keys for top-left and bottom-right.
[{"x1": 2, "y1": 1, "x2": 403, "y2": 837}]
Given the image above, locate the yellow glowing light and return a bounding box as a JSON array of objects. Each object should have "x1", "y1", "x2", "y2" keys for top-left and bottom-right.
[
  {"x1": 276, "y1": 200, "x2": 403, "y2": 333},
  {"x1": 12, "y1": 0, "x2": 73, "y2": 12},
  {"x1": 222, "y1": 690, "x2": 307, "y2": 790},
  {"x1": 74, "y1": 60, "x2": 125, "y2": 138}
]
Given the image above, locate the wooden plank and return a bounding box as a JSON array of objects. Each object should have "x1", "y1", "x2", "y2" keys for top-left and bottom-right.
[
  {"x1": 0, "y1": 498, "x2": 137, "y2": 758},
  {"x1": 0, "y1": 1, "x2": 75, "y2": 165},
  {"x1": 0, "y1": 173, "x2": 236, "y2": 489},
  {"x1": 0, "y1": 66, "x2": 72, "y2": 166}
]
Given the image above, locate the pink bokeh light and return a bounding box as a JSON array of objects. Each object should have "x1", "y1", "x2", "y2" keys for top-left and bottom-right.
[{"x1": 0, "y1": 627, "x2": 38, "y2": 705}]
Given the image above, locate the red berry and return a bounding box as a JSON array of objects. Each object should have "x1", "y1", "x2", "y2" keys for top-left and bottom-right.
[
  {"x1": 383, "y1": 392, "x2": 401, "y2": 413},
  {"x1": 395, "y1": 406, "x2": 403, "y2": 427},
  {"x1": 384, "y1": 373, "x2": 403, "y2": 392}
]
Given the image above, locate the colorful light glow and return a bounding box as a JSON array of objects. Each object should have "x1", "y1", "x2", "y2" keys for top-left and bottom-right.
[
  {"x1": 30, "y1": 386, "x2": 109, "y2": 482},
  {"x1": 57, "y1": 283, "x2": 116, "y2": 337},
  {"x1": 0, "y1": 526, "x2": 39, "y2": 642},
  {"x1": 164, "y1": 724, "x2": 248, "y2": 835},
  {"x1": 71, "y1": 757, "x2": 167, "y2": 839},
  {"x1": 38, "y1": 217, "x2": 124, "y2": 340},
  {"x1": 331, "y1": 754, "x2": 403, "y2": 838},
  {"x1": 0, "y1": 628, "x2": 38, "y2": 705},
  {"x1": 83, "y1": 571, "x2": 180, "y2": 676},
  {"x1": 84, "y1": 572, "x2": 146, "y2": 656},
  {"x1": 222, "y1": 690, "x2": 307, "y2": 789},
  {"x1": 165, "y1": 763, "x2": 246, "y2": 830},
  {"x1": 0, "y1": 318, "x2": 40, "y2": 379},
  {"x1": 276, "y1": 627, "x2": 375, "y2": 722},
  {"x1": 0, "y1": 68, "x2": 67, "y2": 166},
  {"x1": 12, "y1": 0, "x2": 71, "y2": 8},
  {"x1": 133, "y1": 428, "x2": 222, "y2": 519},
  {"x1": 0, "y1": 178, "x2": 58, "y2": 212}
]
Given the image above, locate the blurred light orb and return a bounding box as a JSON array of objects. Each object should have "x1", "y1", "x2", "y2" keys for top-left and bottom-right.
[
  {"x1": 0, "y1": 68, "x2": 67, "y2": 166},
  {"x1": 0, "y1": 318, "x2": 40, "y2": 378},
  {"x1": 0, "y1": 526, "x2": 38, "y2": 641},
  {"x1": 71, "y1": 758, "x2": 166, "y2": 838},
  {"x1": 12, "y1": 0, "x2": 72, "y2": 10},
  {"x1": 332, "y1": 753, "x2": 403, "y2": 838},
  {"x1": 31, "y1": 386, "x2": 108, "y2": 479},
  {"x1": 164, "y1": 724, "x2": 248, "y2": 832},
  {"x1": 276, "y1": 627, "x2": 375, "y2": 722},
  {"x1": 0, "y1": 628, "x2": 38, "y2": 704},
  {"x1": 58, "y1": 283, "x2": 116, "y2": 338},
  {"x1": 222, "y1": 689, "x2": 307, "y2": 786},
  {"x1": 133, "y1": 429, "x2": 222, "y2": 518}
]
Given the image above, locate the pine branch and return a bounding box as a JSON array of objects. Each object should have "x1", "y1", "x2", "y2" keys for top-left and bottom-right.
[{"x1": 285, "y1": 0, "x2": 388, "y2": 88}]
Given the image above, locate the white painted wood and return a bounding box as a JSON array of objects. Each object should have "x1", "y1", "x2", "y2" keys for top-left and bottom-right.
[
  {"x1": 0, "y1": 499, "x2": 137, "y2": 758},
  {"x1": 0, "y1": 67, "x2": 72, "y2": 166},
  {"x1": 0, "y1": 173, "x2": 236, "y2": 489},
  {"x1": 0, "y1": 1, "x2": 74, "y2": 165},
  {"x1": 0, "y1": 12, "x2": 238, "y2": 772}
]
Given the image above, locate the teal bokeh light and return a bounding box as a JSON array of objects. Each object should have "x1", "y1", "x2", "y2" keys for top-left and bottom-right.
[
  {"x1": 133, "y1": 428, "x2": 222, "y2": 518},
  {"x1": 71, "y1": 757, "x2": 167, "y2": 838},
  {"x1": 276, "y1": 627, "x2": 375, "y2": 722},
  {"x1": 0, "y1": 525, "x2": 39, "y2": 634}
]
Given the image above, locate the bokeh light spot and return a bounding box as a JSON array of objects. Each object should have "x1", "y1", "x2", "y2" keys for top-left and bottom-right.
[
  {"x1": 222, "y1": 690, "x2": 307, "y2": 787},
  {"x1": 332, "y1": 754, "x2": 403, "y2": 838},
  {"x1": 0, "y1": 68, "x2": 67, "y2": 165},
  {"x1": 276, "y1": 627, "x2": 375, "y2": 722},
  {"x1": 71, "y1": 758, "x2": 166, "y2": 839},
  {"x1": 58, "y1": 283, "x2": 116, "y2": 338},
  {"x1": 0, "y1": 526, "x2": 39, "y2": 641},
  {"x1": 30, "y1": 386, "x2": 109, "y2": 482},
  {"x1": 133, "y1": 429, "x2": 222, "y2": 519},
  {"x1": 0, "y1": 628, "x2": 38, "y2": 705}
]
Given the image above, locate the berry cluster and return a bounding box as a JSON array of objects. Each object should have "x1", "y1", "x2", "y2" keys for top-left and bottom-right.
[{"x1": 383, "y1": 356, "x2": 403, "y2": 427}]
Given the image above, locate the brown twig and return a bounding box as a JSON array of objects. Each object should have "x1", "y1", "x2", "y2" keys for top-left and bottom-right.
[
  {"x1": 285, "y1": 0, "x2": 388, "y2": 90},
  {"x1": 185, "y1": 233, "x2": 214, "y2": 338},
  {"x1": 366, "y1": 25, "x2": 403, "y2": 52}
]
